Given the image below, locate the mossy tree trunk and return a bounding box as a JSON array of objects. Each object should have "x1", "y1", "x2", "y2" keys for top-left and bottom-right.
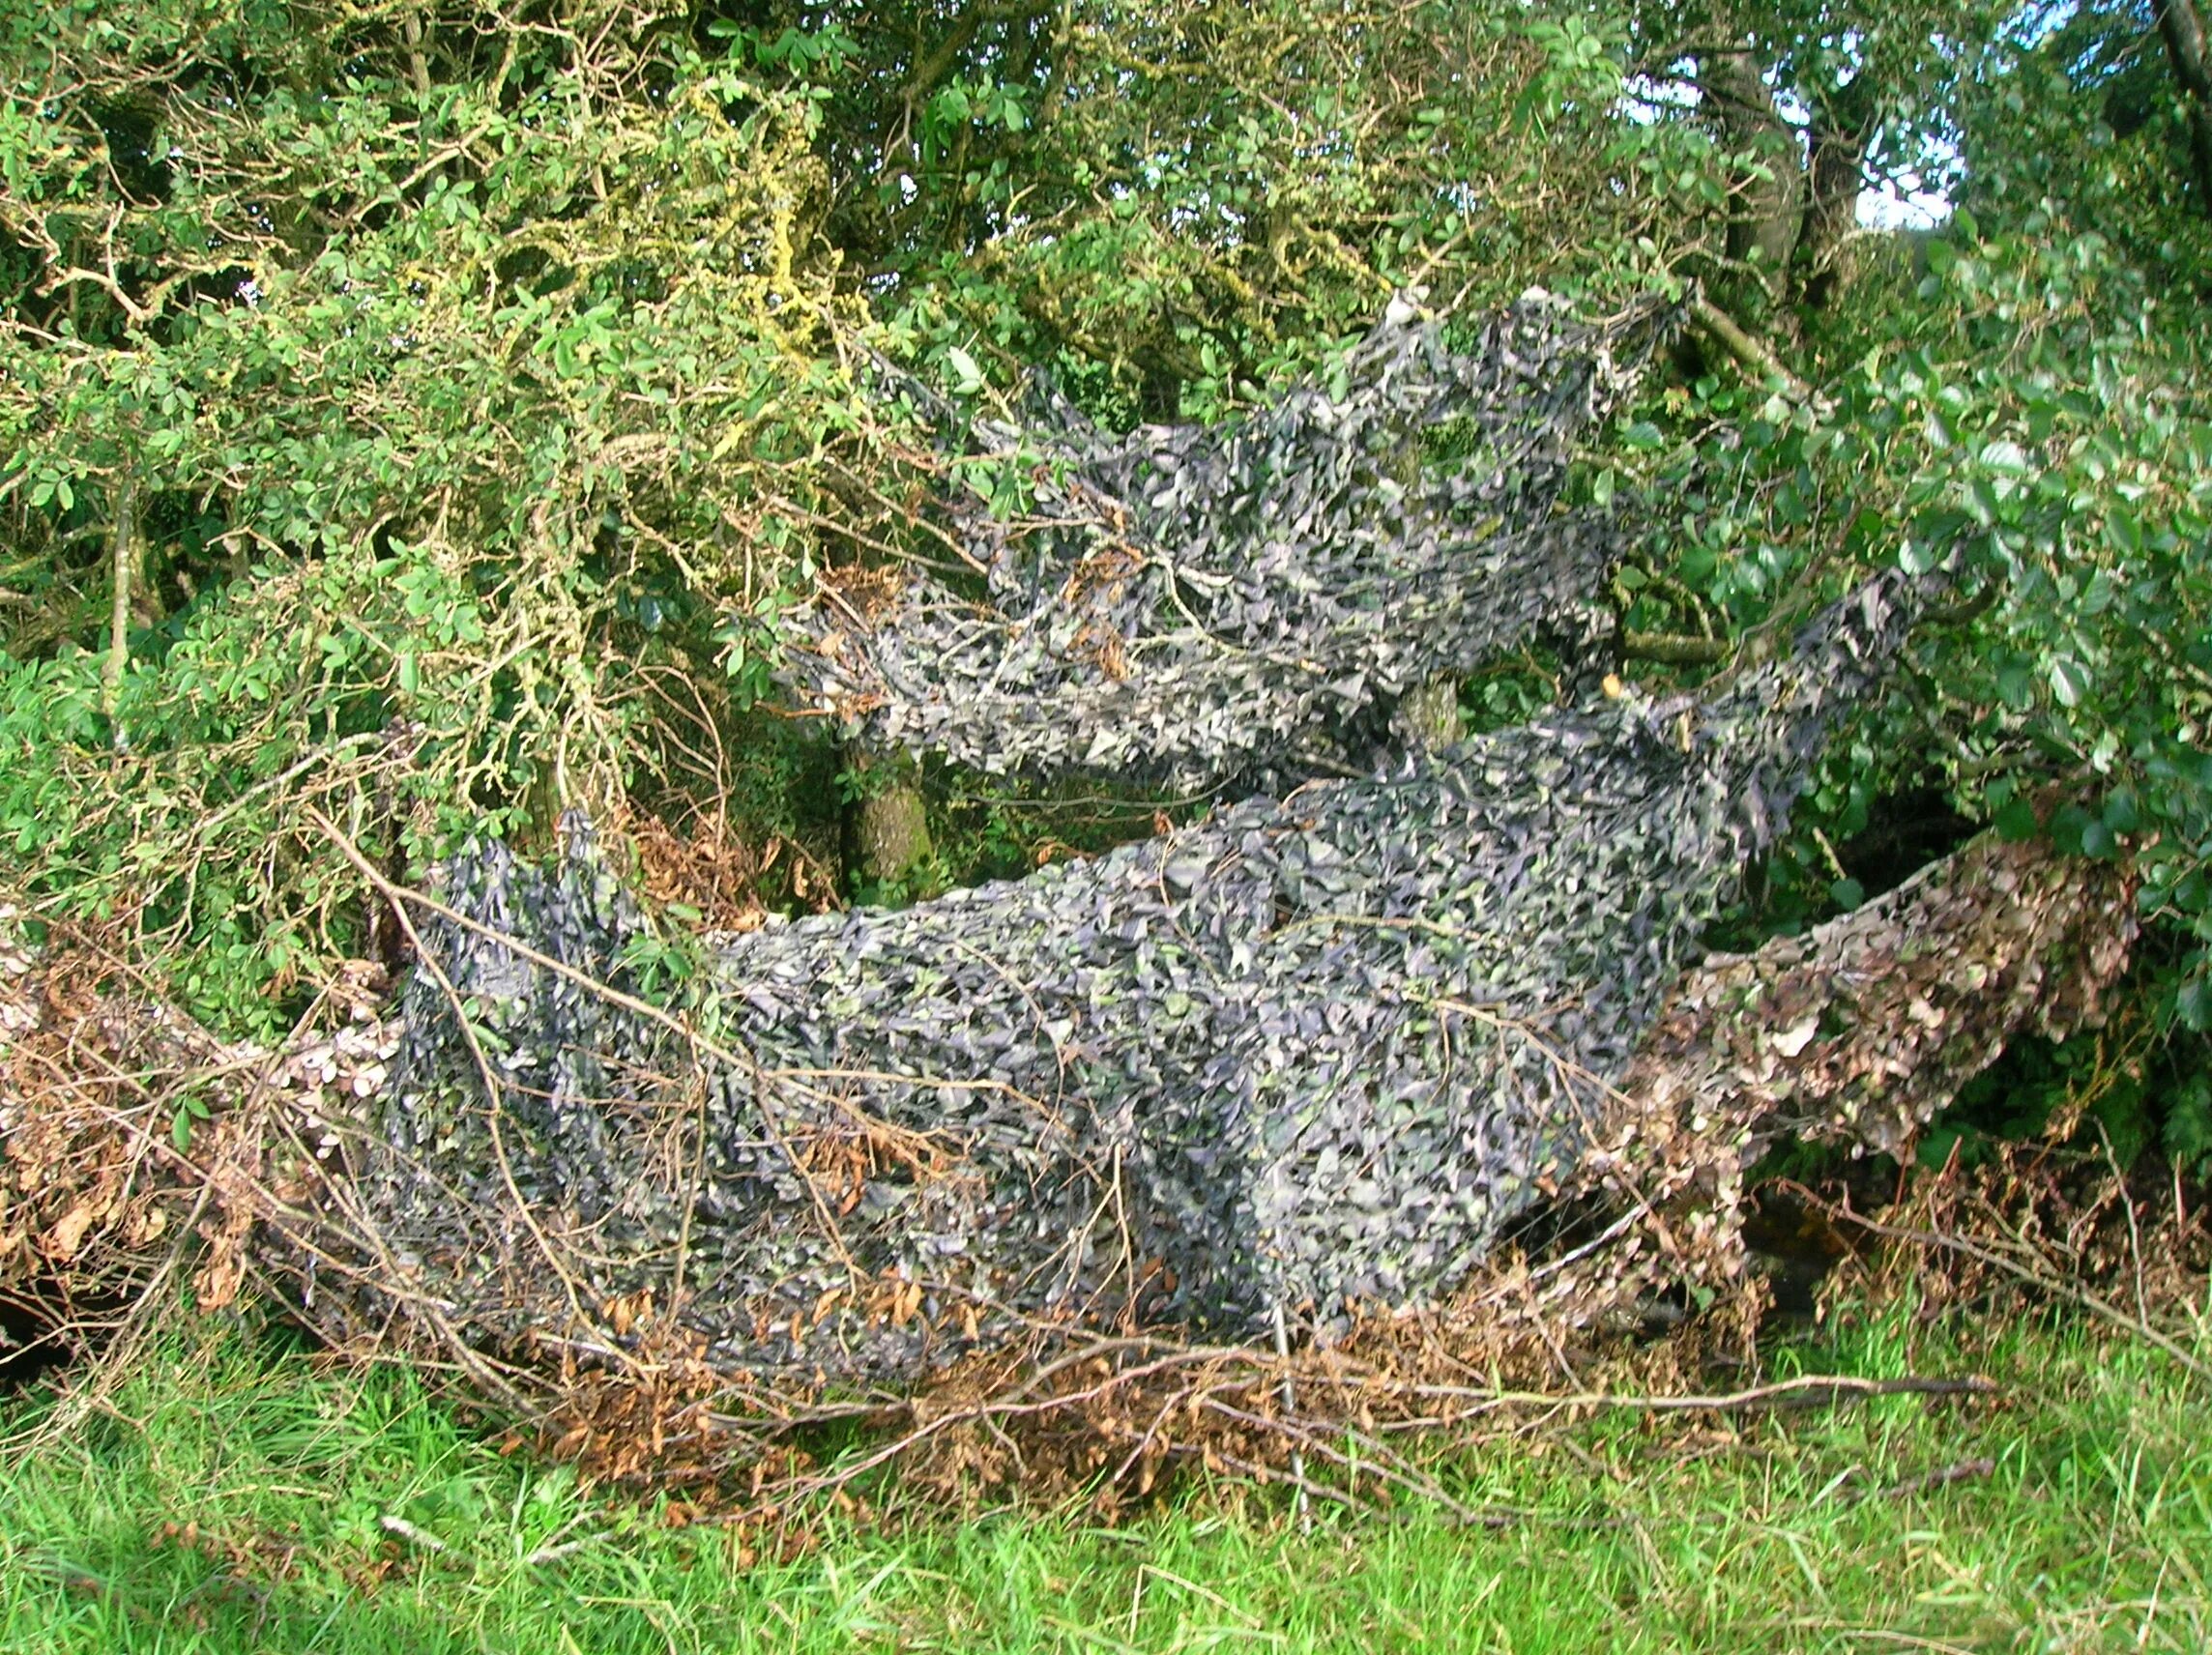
[
  {"x1": 846, "y1": 745, "x2": 933, "y2": 887},
  {"x1": 1392, "y1": 677, "x2": 1465, "y2": 752}
]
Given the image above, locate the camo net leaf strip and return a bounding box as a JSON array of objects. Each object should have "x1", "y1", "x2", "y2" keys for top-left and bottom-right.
[{"x1": 785, "y1": 296, "x2": 1681, "y2": 787}]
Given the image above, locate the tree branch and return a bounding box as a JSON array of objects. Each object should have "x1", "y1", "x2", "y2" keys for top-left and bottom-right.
[
  {"x1": 103, "y1": 471, "x2": 137, "y2": 723},
  {"x1": 1623, "y1": 629, "x2": 1731, "y2": 666},
  {"x1": 1689, "y1": 292, "x2": 1814, "y2": 401}
]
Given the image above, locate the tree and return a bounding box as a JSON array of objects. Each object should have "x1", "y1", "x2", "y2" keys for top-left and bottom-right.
[
  {"x1": 0, "y1": 0, "x2": 2204, "y2": 1072},
  {"x1": 3, "y1": 0, "x2": 2207, "y2": 1452},
  {"x1": 2154, "y1": 0, "x2": 2212, "y2": 209}
]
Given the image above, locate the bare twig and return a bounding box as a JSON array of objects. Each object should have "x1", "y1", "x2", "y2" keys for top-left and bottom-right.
[{"x1": 1825, "y1": 1205, "x2": 2212, "y2": 1384}]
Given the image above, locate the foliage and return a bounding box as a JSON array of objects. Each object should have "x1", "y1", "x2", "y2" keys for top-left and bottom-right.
[
  {"x1": 772, "y1": 0, "x2": 1694, "y2": 418},
  {"x1": 0, "y1": 0, "x2": 2206, "y2": 1074},
  {"x1": 0, "y1": 7, "x2": 916, "y2": 1028},
  {"x1": 1616, "y1": 202, "x2": 2212, "y2": 1025},
  {"x1": 1920, "y1": 991, "x2": 2212, "y2": 1178},
  {"x1": 353, "y1": 582, "x2": 1944, "y2": 1387}
]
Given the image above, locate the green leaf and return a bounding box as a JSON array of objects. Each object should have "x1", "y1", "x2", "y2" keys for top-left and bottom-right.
[
  {"x1": 1994, "y1": 798, "x2": 2041, "y2": 842},
  {"x1": 2050, "y1": 804, "x2": 2096, "y2": 856},
  {"x1": 2048, "y1": 658, "x2": 2089, "y2": 709}
]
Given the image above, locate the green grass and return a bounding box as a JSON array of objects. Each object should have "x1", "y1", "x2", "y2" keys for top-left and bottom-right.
[{"x1": 2, "y1": 1303, "x2": 2208, "y2": 1653}]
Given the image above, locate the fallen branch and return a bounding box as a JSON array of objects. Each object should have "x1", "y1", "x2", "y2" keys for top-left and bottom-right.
[
  {"x1": 378, "y1": 1513, "x2": 451, "y2": 1553},
  {"x1": 1301, "y1": 1370, "x2": 1997, "y2": 1417},
  {"x1": 1871, "y1": 1458, "x2": 1996, "y2": 1502},
  {"x1": 1821, "y1": 1205, "x2": 2212, "y2": 1385}
]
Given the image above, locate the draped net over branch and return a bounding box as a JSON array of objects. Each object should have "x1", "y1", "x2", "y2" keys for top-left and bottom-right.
[
  {"x1": 309, "y1": 576, "x2": 1955, "y2": 1388},
  {"x1": 783, "y1": 294, "x2": 1680, "y2": 788},
  {"x1": 1574, "y1": 830, "x2": 2137, "y2": 1313}
]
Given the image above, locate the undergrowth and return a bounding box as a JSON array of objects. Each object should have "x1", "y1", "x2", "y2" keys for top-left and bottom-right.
[{"x1": 2, "y1": 1301, "x2": 2206, "y2": 1652}]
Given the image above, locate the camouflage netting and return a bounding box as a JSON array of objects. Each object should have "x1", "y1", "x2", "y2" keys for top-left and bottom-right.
[
  {"x1": 1573, "y1": 830, "x2": 2139, "y2": 1312},
  {"x1": 783, "y1": 294, "x2": 1678, "y2": 789},
  {"x1": 296, "y1": 575, "x2": 1961, "y2": 1388},
  {"x1": 0, "y1": 834, "x2": 2144, "y2": 1498},
  {"x1": 0, "y1": 282, "x2": 2158, "y2": 1501},
  {"x1": 1615, "y1": 832, "x2": 2138, "y2": 1175}
]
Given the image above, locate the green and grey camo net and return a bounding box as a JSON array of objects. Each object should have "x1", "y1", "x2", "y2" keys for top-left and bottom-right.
[
  {"x1": 335, "y1": 570, "x2": 1932, "y2": 1386},
  {"x1": 781, "y1": 294, "x2": 1680, "y2": 790}
]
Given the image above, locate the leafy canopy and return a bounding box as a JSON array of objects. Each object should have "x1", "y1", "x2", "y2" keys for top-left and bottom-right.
[{"x1": 0, "y1": 0, "x2": 2205, "y2": 1045}]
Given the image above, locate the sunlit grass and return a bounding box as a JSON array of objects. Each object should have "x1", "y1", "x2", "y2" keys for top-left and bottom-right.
[{"x1": 1, "y1": 1302, "x2": 2206, "y2": 1652}]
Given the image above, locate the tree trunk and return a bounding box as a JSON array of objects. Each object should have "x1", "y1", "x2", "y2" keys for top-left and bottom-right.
[
  {"x1": 847, "y1": 746, "x2": 933, "y2": 888},
  {"x1": 2155, "y1": 0, "x2": 2212, "y2": 215},
  {"x1": 102, "y1": 471, "x2": 138, "y2": 723},
  {"x1": 1701, "y1": 43, "x2": 1804, "y2": 311},
  {"x1": 1792, "y1": 77, "x2": 1877, "y2": 310},
  {"x1": 1392, "y1": 677, "x2": 1465, "y2": 752}
]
